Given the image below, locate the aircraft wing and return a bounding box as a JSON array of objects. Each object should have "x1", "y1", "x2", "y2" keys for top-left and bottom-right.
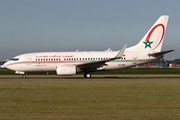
[
  {"x1": 76, "y1": 44, "x2": 127, "y2": 70},
  {"x1": 148, "y1": 50, "x2": 175, "y2": 57}
]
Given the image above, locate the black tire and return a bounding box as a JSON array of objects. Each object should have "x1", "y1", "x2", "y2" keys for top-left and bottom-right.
[
  {"x1": 84, "y1": 73, "x2": 91, "y2": 78},
  {"x1": 84, "y1": 74, "x2": 87, "y2": 78},
  {"x1": 22, "y1": 74, "x2": 26, "y2": 79}
]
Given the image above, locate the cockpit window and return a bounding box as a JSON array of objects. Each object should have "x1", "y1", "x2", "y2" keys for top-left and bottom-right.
[{"x1": 11, "y1": 58, "x2": 19, "y2": 61}]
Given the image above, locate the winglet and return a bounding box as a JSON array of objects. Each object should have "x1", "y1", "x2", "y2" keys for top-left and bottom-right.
[{"x1": 112, "y1": 44, "x2": 127, "y2": 60}]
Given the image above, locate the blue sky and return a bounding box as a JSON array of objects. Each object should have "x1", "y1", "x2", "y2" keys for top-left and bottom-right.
[{"x1": 0, "y1": 0, "x2": 180, "y2": 60}]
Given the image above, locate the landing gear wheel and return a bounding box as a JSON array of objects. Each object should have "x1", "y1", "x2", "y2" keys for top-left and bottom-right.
[
  {"x1": 22, "y1": 74, "x2": 26, "y2": 79},
  {"x1": 84, "y1": 73, "x2": 91, "y2": 78}
]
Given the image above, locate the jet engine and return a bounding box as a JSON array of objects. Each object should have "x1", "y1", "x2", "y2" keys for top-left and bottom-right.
[{"x1": 56, "y1": 65, "x2": 77, "y2": 76}]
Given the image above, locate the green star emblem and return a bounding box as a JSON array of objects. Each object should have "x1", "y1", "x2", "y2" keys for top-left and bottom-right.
[{"x1": 143, "y1": 39, "x2": 153, "y2": 48}]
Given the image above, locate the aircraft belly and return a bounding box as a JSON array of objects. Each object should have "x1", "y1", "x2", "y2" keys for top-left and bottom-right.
[
  {"x1": 103, "y1": 62, "x2": 133, "y2": 70},
  {"x1": 11, "y1": 64, "x2": 56, "y2": 72}
]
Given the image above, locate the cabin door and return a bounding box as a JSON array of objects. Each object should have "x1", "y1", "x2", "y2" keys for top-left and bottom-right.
[
  {"x1": 26, "y1": 55, "x2": 31, "y2": 65},
  {"x1": 132, "y1": 54, "x2": 137, "y2": 64}
]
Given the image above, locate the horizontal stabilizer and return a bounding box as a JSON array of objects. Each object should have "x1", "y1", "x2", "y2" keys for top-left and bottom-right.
[{"x1": 148, "y1": 50, "x2": 174, "y2": 57}]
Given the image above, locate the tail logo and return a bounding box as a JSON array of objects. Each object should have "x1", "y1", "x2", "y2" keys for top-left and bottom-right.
[
  {"x1": 143, "y1": 39, "x2": 153, "y2": 48},
  {"x1": 143, "y1": 24, "x2": 165, "y2": 50}
]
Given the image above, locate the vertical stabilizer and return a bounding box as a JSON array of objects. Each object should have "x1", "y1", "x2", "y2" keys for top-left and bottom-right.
[{"x1": 127, "y1": 15, "x2": 169, "y2": 52}]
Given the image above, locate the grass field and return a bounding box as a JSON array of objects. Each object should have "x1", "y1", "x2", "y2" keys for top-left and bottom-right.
[{"x1": 0, "y1": 79, "x2": 180, "y2": 120}]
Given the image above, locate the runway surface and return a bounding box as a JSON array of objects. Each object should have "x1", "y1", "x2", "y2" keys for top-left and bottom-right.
[{"x1": 1, "y1": 77, "x2": 180, "y2": 80}]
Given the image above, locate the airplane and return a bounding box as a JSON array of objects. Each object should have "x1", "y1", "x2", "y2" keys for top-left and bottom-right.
[{"x1": 2, "y1": 15, "x2": 174, "y2": 78}]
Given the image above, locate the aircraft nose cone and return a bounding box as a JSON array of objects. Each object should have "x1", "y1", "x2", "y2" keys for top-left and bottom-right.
[
  {"x1": 0, "y1": 65, "x2": 5, "y2": 68},
  {"x1": 2, "y1": 62, "x2": 10, "y2": 69}
]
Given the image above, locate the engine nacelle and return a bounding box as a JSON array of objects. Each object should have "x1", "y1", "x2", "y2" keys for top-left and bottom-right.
[{"x1": 56, "y1": 65, "x2": 76, "y2": 76}]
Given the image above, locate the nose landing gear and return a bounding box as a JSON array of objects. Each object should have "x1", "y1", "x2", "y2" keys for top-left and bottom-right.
[{"x1": 22, "y1": 74, "x2": 26, "y2": 79}]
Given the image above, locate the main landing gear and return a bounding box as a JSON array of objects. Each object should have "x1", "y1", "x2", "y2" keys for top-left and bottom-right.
[{"x1": 84, "y1": 72, "x2": 91, "y2": 78}]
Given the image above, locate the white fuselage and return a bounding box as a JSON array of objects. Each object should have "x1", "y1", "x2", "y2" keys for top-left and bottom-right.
[
  {"x1": 3, "y1": 50, "x2": 159, "y2": 73},
  {"x1": 1, "y1": 16, "x2": 171, "y2": 78}
]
